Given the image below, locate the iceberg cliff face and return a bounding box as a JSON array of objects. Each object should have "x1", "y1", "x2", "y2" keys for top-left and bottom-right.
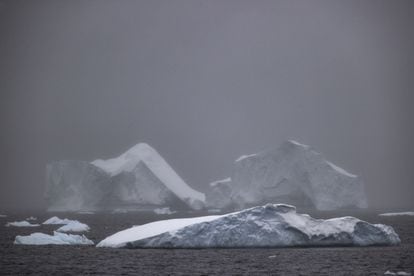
[
  {"x1": 97, "y1": 204, "x2": 399, "y2": 248},
  {"x1": 45, "y1": 143, "x2": 205, "y2": 212},
  {"x1": 207, "y1": 140, "x2": 367, "y2": 211}
]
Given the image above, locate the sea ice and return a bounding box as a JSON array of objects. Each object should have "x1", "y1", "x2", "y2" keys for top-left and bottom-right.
[
  {"x1": 14, "y1": 231, "x2": 94, "y2": 245},
  {"x1": 97, "y1": 203, "x2": 399, "y2": 248},
  {"x1": 6, "y1": 221, "x2": 40, "y2": 227}
]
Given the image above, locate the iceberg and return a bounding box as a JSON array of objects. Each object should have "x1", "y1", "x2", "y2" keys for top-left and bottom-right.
[
  {"x1": 6, "y1": 221, "x2": 40, "y2": 227},
  {"x1": 46, "y1": 143, "x2": 205, "y2": 212},
  {"x1": 97, "y1": 204, "x2": 399, "y2": 248},
  {"x1": 56, "y1": 221, "x2": 90, "y2": 232},
  {"x1": 43, "y1": 216, "x2": 73, "y2": 225},
  {"x1": 206, "y1": 140, "x2": 368, "y2": 211},
  {"x1": 14, "y1": 231, "x2": 94, "y2": 245},
  {"x1": 42, "y1": 216, "x2": 89, "y2": 232},
  {"x1": 379, "y1": 212, "x2": 414, "y2": 217},
  {"x1": 26, "y1": 216, "x2": 37, "y2": 221}
]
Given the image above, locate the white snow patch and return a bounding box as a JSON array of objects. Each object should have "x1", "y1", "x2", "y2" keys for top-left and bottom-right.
[
  {"x1": 57, "y1": 221, "x2": 90, "y2": 232},
  {"x1": 14, "y1": 231, "x2": 94, "y2": 245},
  {"x1": 235, "y1": 154, "x2": 257, "y2": 162},
  {"x1": 210, "y1": 177, "x2": 231, "y2": 187},
  {"x1": 326, "y1": 161, "x2": 357, "y2": 178},
  {"x1": 379, "y1": 212, "x2": 414, "y2": 217},
  {"x1": 153, "y1": 207, "x2": 175, "y2": 215},
  {"x1": 6, "y1": 221, "x2": 40, "y2": 227},
  {"x1": 97, "y1": 214, "x2": 222, "y2": 248},
  {"x1": 91, "y1": 143, "x2": 205, "y2": 205}
]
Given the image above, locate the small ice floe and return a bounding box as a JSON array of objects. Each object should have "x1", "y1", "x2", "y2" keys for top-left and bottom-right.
[
  {"x1": 56, "y1": 221, "x2": 90, "y2": 232},
  {"x1": 268, "y1": 255, "x2": 277, "y2": 259},
  {"x1": 14, "y1": 231, "x2": 94, "y2": 245},
  {"x1": 153, "y1": 207, "x2": 175, "y2": 215},
  {"x1": 26, "y1": 216, "x2": 37, "y2": 221},
  {"x1": 6, "y1": 221, "x2": 40, "y2": 227},
  {"x1": 384, "y1": 270, "x2": 412, "y2": 275},
  {"x1": 0, "y1": 214, "x2": 7, "y2": 218},
  {"x1": 43, "y1": 216, "x2": 90, "y2": 232},
  {"x1": 379, "y1": 212, "x2": 414, "y2": 217}
]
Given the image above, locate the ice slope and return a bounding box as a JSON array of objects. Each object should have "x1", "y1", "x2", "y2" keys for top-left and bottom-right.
[
  {"x1": 207, "y1": 140, "x2": 367, "y2": 211},
  {"x1": 6, "y1": 221, "x2": 40, "y2": 227},
  {"x1": 92, "y1": 143, "x2": 205, "y2": 209},
  {"x1": 14, "y1": 231, "x2": 94, "y2": 245},
  {"x1": 97, "y1": 204, "x2": 399, "y2": 248}
]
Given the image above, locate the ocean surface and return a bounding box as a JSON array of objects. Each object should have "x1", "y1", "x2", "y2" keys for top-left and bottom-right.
[{"x1": 0, "y1": 209, "x2": 413, "y2": 275}]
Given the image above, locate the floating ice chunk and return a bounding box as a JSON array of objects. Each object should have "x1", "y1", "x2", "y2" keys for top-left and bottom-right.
[
  {"x1": 153, "y1": 207, "x2": 175, "y2": 215},
  {"x1": 379, "y1": 212, "x2": 414, "y2": 217},
  {"x1": 56, "y1": 221, "x2": 90, "y2": 232},
  {"x1": 0, "y1": 214, "x2": 7, "y2": 218},
  {"x1": 384, "y1": 271, "x2": 412, "y2": 276},
  {"x1": 26, "y1": 216, "x2": 37, "y2": 221},
  {"x1": 14, "y1": 231, "x2": 94, "y2": 245},
  {"x1": 98, "y1": 204, "x2": 400, "y2": 248},
  {"x1": 43, "y1": 216, "x2": 73, "y2": 225},
  {"x1": 6, "y1": 221, "x2": 40, "y2": 227}
]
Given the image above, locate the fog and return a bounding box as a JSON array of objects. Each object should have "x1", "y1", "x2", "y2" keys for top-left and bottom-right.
[{"x1": 1, "y1": 0, "x2": 413, "y2": 211}]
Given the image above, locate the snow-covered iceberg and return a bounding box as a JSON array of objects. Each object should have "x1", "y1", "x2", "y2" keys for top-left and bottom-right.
[
  {"x1": 97, "y1": 204, "x2": 399, "y2": 248},
  {"x1": 45, "y1": 143, "x2": 205, "y2": 212},
  {"x1": 14, "y1": 231, "x2": 94, "y2": 245},
  {"x1": 6, "y1": 221, "x2": 40, "y2": 227},
  {"x1": 206, "y1": 140, "x2": 368, "y2": 211},
  {"x1": 379, "y1": 212, "x2": 414, "y2": 217}
]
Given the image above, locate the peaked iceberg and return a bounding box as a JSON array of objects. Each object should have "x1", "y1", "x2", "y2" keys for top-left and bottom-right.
[
  {"x1": 45, "y1": 143, "x2": 205, "y2": 212},
  {"x1": 207, "y1": 140, "x2": 368, "y2": 211},
  {"x1": 97, "y1": 204, "x2": 399, "y2": 248}
]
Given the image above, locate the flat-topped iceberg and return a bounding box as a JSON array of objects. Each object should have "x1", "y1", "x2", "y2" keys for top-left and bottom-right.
[
  {"x1": 14, "y1": 231, "x2": 94, "y2": 245},
  {"x1": 379, "y1": 212, "x2": 414, "y2": 217},
  {"x1": 97, "y1": 204, "x2": 400, "y2": 248},
  {"x1": 46, "y1": 143, "x2": 205, "y2": 212},
  {"x1": 6, "y1": 221, "x2": 40, "y2": 227},
  {"x1": 206, "y1": 140, "x2": 368, "y2": 211}
]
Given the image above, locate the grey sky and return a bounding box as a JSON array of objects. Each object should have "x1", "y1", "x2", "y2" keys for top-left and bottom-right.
[{"x1": 1, "y1": 0, "x2": 413, "y2": 210}]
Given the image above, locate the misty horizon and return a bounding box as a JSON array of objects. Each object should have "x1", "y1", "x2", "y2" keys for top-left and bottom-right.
[{"x1": 1, "y1": 0, "x2": 413, "y2": 211}]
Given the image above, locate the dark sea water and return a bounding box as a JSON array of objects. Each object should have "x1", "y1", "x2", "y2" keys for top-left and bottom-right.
[{"x1": 0, "y1": 210, "x2": 413, "y2": 275}]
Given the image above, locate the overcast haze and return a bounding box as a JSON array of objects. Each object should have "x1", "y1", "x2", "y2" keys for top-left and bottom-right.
[{"x1": 1, "y1": 0, "x2": 413, "y2": 211}]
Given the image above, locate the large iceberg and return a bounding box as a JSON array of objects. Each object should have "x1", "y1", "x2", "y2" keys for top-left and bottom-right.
[
  {"x1": 207, "y1": 140, "x2": 368, "y2": 211},
  {"x1": 45, "y1": 143, "x2": 205, "y2": 212},
  {"x1": 14, "y1": 231, "x2": 94, "y2": 245},
  {"x1": 97, "y1": 204, "x2": 399, "y2": 248}
]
